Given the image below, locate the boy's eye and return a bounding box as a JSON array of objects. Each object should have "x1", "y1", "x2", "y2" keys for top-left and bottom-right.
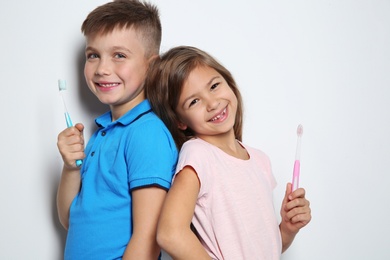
[
  {"x1": 115, "y1": 53, "x2": 126, "y2": 58},
  {"x1": 86, "y1": 53, "x2": 98, "y2": 59}
]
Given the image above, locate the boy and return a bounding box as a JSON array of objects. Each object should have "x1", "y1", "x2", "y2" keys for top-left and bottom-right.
[{"x1": 56, "y1": 0, "x2": 178, "y2": 259}]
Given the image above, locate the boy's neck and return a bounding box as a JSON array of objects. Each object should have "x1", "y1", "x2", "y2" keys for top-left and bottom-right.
[{"x1": 110, "y1": 95, "x2": 146, "y2": 121}]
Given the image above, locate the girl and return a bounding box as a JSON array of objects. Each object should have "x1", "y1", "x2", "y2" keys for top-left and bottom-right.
[{"x1": 145, "y1": 46, "x2": 311, "y2": 260}]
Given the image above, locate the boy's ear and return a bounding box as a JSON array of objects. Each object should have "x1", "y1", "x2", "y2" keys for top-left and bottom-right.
[
  {"x1": 177, "y1": 121, "x2": 188, "y2": 130},
  {"x1": 148, "y1": 54, "x2": 159, "y2": 63}
]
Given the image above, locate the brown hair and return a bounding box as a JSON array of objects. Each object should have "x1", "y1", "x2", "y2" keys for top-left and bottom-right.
[
  {"x1": 146, "y1": 46, "x2": 244, "y2": 150},
  {"x1": 81, "y1": 0, "x2": 161, "y2": 57}
]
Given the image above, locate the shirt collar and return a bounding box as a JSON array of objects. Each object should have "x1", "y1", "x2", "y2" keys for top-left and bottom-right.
[{"x1": 95, "y1": 100, "x2": 152, "y2": 128}]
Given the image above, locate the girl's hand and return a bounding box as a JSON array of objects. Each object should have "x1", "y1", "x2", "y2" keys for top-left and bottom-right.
[
  {"x1": 279, "y1": 183, "x2": 311, "y2": 252},
  {"x1": 280, "y1": 183, "x2": 311, "y2": 235}
]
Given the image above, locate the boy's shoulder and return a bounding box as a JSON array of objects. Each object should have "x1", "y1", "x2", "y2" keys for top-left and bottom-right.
[
  {"x1": 95, "y1": 100, "x2": 167, "y2": 132},
  {"x1": 120, "y1": 101, "x2": 165, "y2": 129},
  {"x1": 119, "y1": 101, "x2": 173, "y2": 139}
]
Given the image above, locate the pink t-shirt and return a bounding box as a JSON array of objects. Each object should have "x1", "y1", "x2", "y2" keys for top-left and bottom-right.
[{"x1": 175, "y1": 138, "x2": 282, "y2": 260}]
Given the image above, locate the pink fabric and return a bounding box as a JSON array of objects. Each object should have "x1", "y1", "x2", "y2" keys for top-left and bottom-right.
[{"x1": 175, "y1": 138, "x2": 282, "y2": 260}]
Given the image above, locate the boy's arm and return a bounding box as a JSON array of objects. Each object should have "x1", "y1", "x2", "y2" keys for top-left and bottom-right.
[
  {"x1": 57, "y1": 167, "x2": 81, "y2": 230},
  {"x1": 56, "y1": 123, "x2": 84, "y2": 229},
  {"x1": 122, "y1": 186, "x2": 167, "y2": 259},
  {"x1": 279, "y1": 183, "x2": 311, "y2": 252},
  {"x1": 156, "y1": 167, "x2": 211, "y2": 260}
]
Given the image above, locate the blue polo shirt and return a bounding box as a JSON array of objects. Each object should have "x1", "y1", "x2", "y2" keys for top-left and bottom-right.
[{"x1": 64, "y1": 100, "x2": 178, "y2": 260}]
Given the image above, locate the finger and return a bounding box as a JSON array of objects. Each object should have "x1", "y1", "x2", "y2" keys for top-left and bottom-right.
[
  {"x1": 285, "y1": 196, "x2": 310, "y2": 211},
  {"x1": 289, "y1": 187, "x2": 306, "y2": 201},
  {"x1": 58, "y1": 125, "x2": 83, "y2": 140},
  {"x1": 282, "y1": 183, "x2": 292, "y2": 204},
  {"x1": 68, "y1": 134, "x2": 84, "y2": 146},
  {"x1": 62, "y1": 147, "x2": 85, "y2": 168},
  {"x1": 65, "y1": 143, "x2": 85, "y2": 153},
  {"x1": 59, "y1": 128, "x2": 84, "y2": 145},
  {"x1": 285, "y1": 200, "x2": 311, "y2": 219},
  {"x1": 290, "y1": 209, "x2": 312, "y2": 225}
]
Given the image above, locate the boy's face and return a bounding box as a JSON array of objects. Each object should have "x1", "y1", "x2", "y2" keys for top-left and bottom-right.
[{"x1": 84, "y1": 27, "x2": 152, "y2": 119}]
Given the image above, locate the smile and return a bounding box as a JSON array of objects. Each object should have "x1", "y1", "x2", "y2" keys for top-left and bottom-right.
[
  {"x1": 96, "y1": 83, "x2": 119, "y2": 88},
  {"x1": 209, "y1": 108, "x2": 227, "y2": 122}
]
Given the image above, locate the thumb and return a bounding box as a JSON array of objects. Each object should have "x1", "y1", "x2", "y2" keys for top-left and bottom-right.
[
  {"x1": 283, "y1": 183, "x2": 292, "y2": 204},
  {"x1": 74, "y1": 123, "x2": 84, "y2": 133}
]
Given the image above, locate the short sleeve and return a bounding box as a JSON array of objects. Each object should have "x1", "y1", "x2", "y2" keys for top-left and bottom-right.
[
  {"x1": 175, "y1": 140, "x2": 213, "y2": 197},
  {"x1": 126, "y1": 117, "x2": 178, "y2": 191}
]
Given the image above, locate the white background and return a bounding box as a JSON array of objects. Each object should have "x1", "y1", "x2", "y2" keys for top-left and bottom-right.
[{"x1": 0, "y1": 0, "x2": 389, "y2": 259}]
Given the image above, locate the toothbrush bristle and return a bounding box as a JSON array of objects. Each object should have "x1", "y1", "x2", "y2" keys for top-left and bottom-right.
[
  {"x1": 297, "y1": 124, "x2": 303, "y2": 136},
  {"x1": 58, "y1": 79, "x2": 67, "y2": 91}
]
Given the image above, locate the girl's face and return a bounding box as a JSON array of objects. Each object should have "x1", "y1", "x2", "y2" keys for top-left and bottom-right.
[
  {"x1": 175, "y1": 65, "x2": 238, "y2": 140},
  {"x1": 84, "y1": 27, "x2": 152, "y2": 120}
]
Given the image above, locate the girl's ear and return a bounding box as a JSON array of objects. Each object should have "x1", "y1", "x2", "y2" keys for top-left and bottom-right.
[{"x1": 177, "y1": 121, "x2": 188, "y2": 130}]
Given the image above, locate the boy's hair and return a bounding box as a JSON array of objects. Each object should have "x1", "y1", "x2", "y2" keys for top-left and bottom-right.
[
  {"x1": 81, "y1": 0, "x2": 161, "y2": 57},
  {"x1": 146, "y1": 46, "x2": 244, "y2": 150}
]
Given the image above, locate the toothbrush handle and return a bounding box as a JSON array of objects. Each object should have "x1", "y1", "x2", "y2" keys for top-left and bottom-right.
[
  {"x1": 64, "y1": 112, "x2": 83, "y2": 167},
  {"x1": 292, "y1": 160, "x2": 300, "y2": 191},
  {"x1": 64, "y1": 112, "x2": 73, "y2": 128}
]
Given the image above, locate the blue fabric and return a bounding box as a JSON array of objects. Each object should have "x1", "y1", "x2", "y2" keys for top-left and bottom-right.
[{"x1": 64, "y1": 100, "x2": 178, "y2": 260}]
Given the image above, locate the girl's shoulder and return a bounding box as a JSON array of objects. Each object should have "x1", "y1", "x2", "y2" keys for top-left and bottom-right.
[
  {"x1": 180, "y1": 138, "x2": 212, "y2": 154},
  {"x1": 239, "y1": 142, "x2": 269, "y2": 158}
]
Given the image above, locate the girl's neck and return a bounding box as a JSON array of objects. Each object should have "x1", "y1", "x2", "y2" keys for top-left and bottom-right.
[{"x1": 197, "y1": 132, "x2": 249, "y2": 160}]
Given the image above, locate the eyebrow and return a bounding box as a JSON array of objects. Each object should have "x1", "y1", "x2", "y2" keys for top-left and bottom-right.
[
  {"x1": 85, "y1": 46, "x2": 132, "y2": 54},
  {"x1": 206, "y1": 75, "x2": 220, "y2": 87},
  {"x1": 111, "y1": 46, "x2": 132, "y2": 54}
]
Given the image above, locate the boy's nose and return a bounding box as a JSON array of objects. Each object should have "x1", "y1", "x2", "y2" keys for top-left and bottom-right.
[{"x1": 95, "y1": 61, "x2": 110, "y2": 76}]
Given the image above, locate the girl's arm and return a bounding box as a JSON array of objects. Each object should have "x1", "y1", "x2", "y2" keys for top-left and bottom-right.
[
  {"x1": 123, "y1": 187, "x2": 167, "y2": 260},
  {"x1": 279, "y1": 183, "x2": 311, "y2": 252},
  {"x1": 157, "y1": 166, "x2": 211, "y2": 260}
]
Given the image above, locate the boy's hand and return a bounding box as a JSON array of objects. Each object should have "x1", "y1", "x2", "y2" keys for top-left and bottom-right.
[
  {"x1": 57, "y1": 123, "x2": 85, "y2": 169},
  {"x1": 280, "y1": 183, "x2": 311, "y2": 236}
]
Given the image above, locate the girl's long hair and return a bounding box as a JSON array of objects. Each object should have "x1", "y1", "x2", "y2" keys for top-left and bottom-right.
[{"x1": 145, "y1": 46, "x2": 243, "y2": 150}]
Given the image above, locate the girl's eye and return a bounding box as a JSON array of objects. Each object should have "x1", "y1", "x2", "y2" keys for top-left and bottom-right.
[
  {"x1": 86, "y1": 53, "x2": 98, "y2": 59},
  {"x1": 189, "y1": 99, "x2": 199, "y2": 107},
  {"x1": 211, "y1": 82, "x2": 219, "y2": 90}
]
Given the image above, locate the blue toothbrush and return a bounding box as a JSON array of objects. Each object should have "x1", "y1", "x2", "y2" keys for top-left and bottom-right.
[{"x1": 58, "y1": 79, "x2": 83, "y2": 167}]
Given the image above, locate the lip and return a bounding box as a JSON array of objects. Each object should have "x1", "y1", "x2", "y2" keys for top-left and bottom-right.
[
  {"x1": 208, "y1": 107, "x2": 227, "y2": 123},
  {"x1": 95, "y1": 81, "x2": 120, "y2": 91}
]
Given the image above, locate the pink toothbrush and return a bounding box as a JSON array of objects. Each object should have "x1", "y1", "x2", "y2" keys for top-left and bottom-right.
[{"x1": 292, "y1": 124, "x2": 303, "y2": 192}]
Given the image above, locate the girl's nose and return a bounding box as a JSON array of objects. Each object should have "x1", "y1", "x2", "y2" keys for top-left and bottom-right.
[{"x1": 206, "y1": 97, "x2": 220, "y2": 112}]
